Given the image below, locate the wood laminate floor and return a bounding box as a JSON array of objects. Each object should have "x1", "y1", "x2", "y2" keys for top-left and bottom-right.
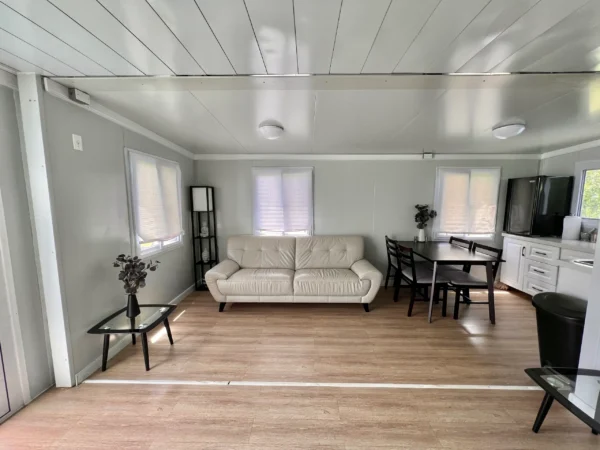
[{"x1": 1, "y1": 289, "x2": 597, "y2": 449}]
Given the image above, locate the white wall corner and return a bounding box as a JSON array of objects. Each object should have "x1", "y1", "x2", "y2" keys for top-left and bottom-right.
[
  {"x1": 43, "y1": 78, "x2": 195, "y2": 160},
  {"x1": 17, "y1": 73, "x2": 75, "y2": 388},
  {"x1": 74, "y1": 283, "x2": 195, "y2": 385}
]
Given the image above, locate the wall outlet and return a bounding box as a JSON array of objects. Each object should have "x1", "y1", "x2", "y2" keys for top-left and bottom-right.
[{"x1": 72, "y1": 134, "x2": 83, "y2": 151}]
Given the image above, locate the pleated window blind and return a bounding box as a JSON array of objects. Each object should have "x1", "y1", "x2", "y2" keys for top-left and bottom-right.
[
  {"x1": 433, "y1": 167, "x2": 501, "y2": 240},
  {"x1": 128, "y1": 150, "x2": 183, "y2": 256},
  {"x1": 252, "y1": 167, "x2": 314, "y2": 236}
]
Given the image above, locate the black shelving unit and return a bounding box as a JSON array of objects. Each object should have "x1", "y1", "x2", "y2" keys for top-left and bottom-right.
[{"x1": 191, "y1": 186, "x2": 219, "y2": 290}]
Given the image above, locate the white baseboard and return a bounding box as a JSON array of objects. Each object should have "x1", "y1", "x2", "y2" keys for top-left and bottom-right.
[{"x1": 74, "y1": 283, "x2": 195, "y2": 385}]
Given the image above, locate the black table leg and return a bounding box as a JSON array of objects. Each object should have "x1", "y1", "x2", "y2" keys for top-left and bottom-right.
[
  {"x1": 486, "y1": 262, "x2": 496, "y2": 325},
  {"x1": 130, "y1": 318, "x2": 136, "y2": 345},
  {"x1": 533, "y1": 392, "x2": 554, "y2": 433},
  {"x1": 141, "y1": 332, "x2": 150, "y2": 371},
  {"x1": 101, "y1": 334, "x2": 110, "y2": 372},
  {"x1": 164, "y1": 318, "x2": 174, "y2": 345}
]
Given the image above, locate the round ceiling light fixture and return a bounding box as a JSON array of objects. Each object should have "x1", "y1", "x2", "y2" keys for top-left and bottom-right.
[
  {"x1": 259, "y1": 123, "x2": 284, "y2": 140},
  {"x1": 492, "y1": 121, "x2": 526, "y2": 139}
]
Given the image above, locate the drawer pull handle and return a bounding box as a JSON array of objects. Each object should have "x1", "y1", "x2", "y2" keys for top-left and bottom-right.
[
  {"x1": 534, "y1": 251, "x2": 548, "y2": 256},
  {"x1": 532, "y1": 268, "x2": 546, "y2": 274},
  {"x1": 531, "y1": 286, "x2": 543, "y2": 292}
]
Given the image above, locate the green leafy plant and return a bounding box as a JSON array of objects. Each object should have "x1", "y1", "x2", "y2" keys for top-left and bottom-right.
[
  {"x1": 415, "y1": 204, "x2": 437, "y2": 229},
  {"x1": 113, "y1": 254, "x2": 160, "y2": 295}
]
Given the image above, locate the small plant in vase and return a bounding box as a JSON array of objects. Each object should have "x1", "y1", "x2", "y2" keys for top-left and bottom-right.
[
  {"x1": 113, "y1": 254, "x2": 160, "y2": 318},
  {"x1": 415, "y1": 204, "x2": 437, "y2": 242}
]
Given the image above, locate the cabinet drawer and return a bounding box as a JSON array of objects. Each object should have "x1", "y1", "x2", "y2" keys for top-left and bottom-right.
[
  {"x1": 526, "y1": 243, "x2": 560, "y2": 263},
  {"x1": 524, "y1": 259, "x2": 558, "y2": 286},
  {"x1": 523, "y1": 277, "x2": 556, "y2": 296}
]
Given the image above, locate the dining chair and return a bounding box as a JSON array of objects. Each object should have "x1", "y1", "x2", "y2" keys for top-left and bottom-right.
[
  {"x1": 384, "y1": 236, "x2": 399, "y2": 290},
  {"x1": 445, "y1": 242, "x2": 503, "y2": 320},
  {"x1": 393, "y1": 242, "x2": 449, "y2": 317},
  {"x1": 439, "y1": 236, "x2": 474, "y2": 277}
]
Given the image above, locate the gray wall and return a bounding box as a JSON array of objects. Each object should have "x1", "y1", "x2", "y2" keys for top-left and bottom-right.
[
  {"x1": 196, "y1": 159, "x2": 540, "y2": 274},
  {"x1": 0, "y1": 86, "x2": 53, "y2": 398},
  {"x1": 43, "y1": 93, "x2": 194, "y2": 375},
  {"x1": 539, "y1": 146, "x2": 600, "y2": 231},
  {"x1": 539, "y1": 147, "x2": 600, "y2": 176}
]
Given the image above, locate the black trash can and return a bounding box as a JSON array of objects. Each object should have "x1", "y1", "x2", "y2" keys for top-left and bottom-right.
[{"x1": 532, "y1": 292, "x2": 587, "y2": 368}]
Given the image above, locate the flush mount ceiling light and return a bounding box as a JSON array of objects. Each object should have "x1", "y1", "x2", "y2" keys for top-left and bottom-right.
[
  {"x1": 492, "y1": 121, "x2": 526, "y2": 139},
  {"x1": 259, "y1": 123, "x2": 284, "y2": 140}
]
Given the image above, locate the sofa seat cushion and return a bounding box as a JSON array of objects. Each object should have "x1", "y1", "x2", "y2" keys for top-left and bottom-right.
[
  {"x1": 217, "y1": 269, "x2": 294, "y2": 296},
  {"x1": 294, "y1": 269, "x2": 370, "y2": 296}
]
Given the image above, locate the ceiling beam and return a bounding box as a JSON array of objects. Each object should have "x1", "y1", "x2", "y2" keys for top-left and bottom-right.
[
  {"x1": 49, "y1": 73, "x2": 596, "y2": 92},
  {"x1": 0, "y1": 67, "x2": 18, "y2": 90}
]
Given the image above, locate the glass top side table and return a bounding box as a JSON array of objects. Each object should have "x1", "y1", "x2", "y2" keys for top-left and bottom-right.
[
  {"x1": 525, "y1": 367, "x2": 600, "y2": 435},
  {"x1": 88, "y1": 304, "x2": 176, "y2": 371}
]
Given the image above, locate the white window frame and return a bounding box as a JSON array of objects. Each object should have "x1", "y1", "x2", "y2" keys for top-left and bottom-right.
[
  {"x1": 252, "y1": 167, "x2": 314, "y2": 237},
  {"x1": 124, "y1": 148, "x2": 184, "y2": 258},
  {"x1": 574, "y1": 159, "x2": 600, "y2": 219},
  {"x1": 433, "y1": 167, "x2": 501, "y2": 241}
]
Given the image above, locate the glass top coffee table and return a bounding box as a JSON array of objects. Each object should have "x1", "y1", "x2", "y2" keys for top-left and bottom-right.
[
  {"x1": 88, "y1": 304, "x2": 176, "y2": 372},
  {"x1": 526, "y1": 367, "x2": 600, "y2": 434}
]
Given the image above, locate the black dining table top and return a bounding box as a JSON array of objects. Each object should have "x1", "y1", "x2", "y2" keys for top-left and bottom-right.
[{"x1": 396, "y1": 241, "x2": 503, "y2": 264}]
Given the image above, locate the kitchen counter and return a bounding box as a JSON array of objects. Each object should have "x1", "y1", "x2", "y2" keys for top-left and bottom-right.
[{"x1": 501, "y1": 233, "x2": 596, "y2": 254}]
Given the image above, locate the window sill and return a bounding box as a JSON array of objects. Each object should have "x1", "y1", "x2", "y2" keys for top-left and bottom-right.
[{"x1": 138, "y1": 241, "x2": 184, "y2": 260}]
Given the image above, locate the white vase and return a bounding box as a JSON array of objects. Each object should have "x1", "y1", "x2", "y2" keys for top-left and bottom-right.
[{"x1": 417, "y1": 229, "x2": 426, "y2": 242}]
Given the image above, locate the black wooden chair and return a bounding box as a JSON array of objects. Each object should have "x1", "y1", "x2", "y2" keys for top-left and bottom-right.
[
  {"x1": 384, "y1": 236, "x2": 400, "y2": 290},
  {"x1": 445, "y1": 242, "x2": 503, "y2": 320},
  {"x1": 439, "y1": 236, "x2": 474, "y2": 278},
  {"x1": 393, "y1": 242, "x2": 449, "y2": 317}
]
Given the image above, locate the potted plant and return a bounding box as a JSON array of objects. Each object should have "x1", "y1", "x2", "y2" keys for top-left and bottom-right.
[
  {"x1": 415, "y1": 204, "x2": 437, "y2": 242},
  {"x1": 113, "y1": 254, "x2": 160, "y2": 318}
]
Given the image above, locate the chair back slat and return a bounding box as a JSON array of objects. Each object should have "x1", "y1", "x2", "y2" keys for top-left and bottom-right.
[
  {"x1": 395, "y1": 242, "x2": 417, "y2": 281},
  {"x1": 449, "y1": 236, "x2": 473, "y2": 251},
  {"x1": 473, "y1": 242, "x2": 503, "y2": 278},
  {"x1": 385, "y1": 236, "x2": 399, "y2": 263}
]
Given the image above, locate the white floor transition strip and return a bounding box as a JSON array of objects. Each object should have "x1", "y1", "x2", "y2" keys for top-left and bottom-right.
[{"x1": 83, "y1": 379, "x2": 542, "y2": 391}]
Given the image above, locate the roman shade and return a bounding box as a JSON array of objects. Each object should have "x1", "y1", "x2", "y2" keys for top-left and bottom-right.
[{"x1": 128, "y1": 150, "x2": 183, "y2": 242}]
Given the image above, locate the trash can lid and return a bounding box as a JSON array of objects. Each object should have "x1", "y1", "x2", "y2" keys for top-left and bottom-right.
[{"x1": 532, "y1": 292, "x2": 587, "y2": 320}]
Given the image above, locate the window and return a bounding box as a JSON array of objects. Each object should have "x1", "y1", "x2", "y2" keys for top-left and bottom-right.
[
  {"x1": 252, "y1": 167, "x2": 313, "y2": 236},
  {"x1": 126, "y1": 149, "x2": 184, "y2": 257},
  {"x1": 433, "y1": 167, "x2": 501, "y2": 240},
  {"x1": 576, "y1": 160, "x2": 600, "y2": 219}
]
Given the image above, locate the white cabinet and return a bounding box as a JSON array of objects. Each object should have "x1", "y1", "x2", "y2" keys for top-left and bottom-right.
[
  {"x1": 501, "y1": 238, "x2": 527, "y2": 290},
  {"x1": 501, "y1": 234, "x2": 593, "y2": 300},
  {"x1": 557, "y1": 266, "x2": 592, "y2": 301},
  {"x1": 523, "y1": 259, "x2": 558, "y2": 286}
]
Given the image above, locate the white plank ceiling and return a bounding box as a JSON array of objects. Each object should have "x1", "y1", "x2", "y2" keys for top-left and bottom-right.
[
  {"x1": 5, "y1": 0, "x2": 600, "y2": 156},
  {"x1": 3, "y1": 0, "x2": 600, "y2": 76}
]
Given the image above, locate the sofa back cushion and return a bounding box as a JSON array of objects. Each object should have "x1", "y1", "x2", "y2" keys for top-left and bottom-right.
[
  {"x1": 227, "y1": 236, "x2": 296, "y2": 269},
  {"x1": 295, "y1": 236, "x2": 364, "y2": 269}
]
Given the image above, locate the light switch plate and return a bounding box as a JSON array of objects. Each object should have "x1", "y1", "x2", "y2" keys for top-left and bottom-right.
[{"x1": 72, "y1": 134, "x2": 83, "y2": 151}]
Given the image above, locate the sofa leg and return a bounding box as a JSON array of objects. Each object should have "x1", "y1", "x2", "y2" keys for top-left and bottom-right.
[
  {"x1": 219, "y1": 302, "x2": 226, "y2": 312},
  {"x1": 362, "y1": 304, "x2": 370, "y2": 313}
]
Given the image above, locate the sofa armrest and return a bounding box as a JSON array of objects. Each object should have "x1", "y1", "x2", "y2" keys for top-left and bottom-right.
[
  {"x1": 205, "y1": 259, "x2": 240, "y2": 302},
  {"x1": 351, "y1": 259, "x2": 383, "y2": 304}
]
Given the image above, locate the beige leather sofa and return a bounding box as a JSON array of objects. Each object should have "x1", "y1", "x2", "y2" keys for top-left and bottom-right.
[{"x1": 206, "y1": 235, "x2": 383, "y2": 311}]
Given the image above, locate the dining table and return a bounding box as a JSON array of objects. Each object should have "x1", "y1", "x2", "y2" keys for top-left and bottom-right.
[{"x1": 396, "y1": 241, "x2": 503, "y2": 324}]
